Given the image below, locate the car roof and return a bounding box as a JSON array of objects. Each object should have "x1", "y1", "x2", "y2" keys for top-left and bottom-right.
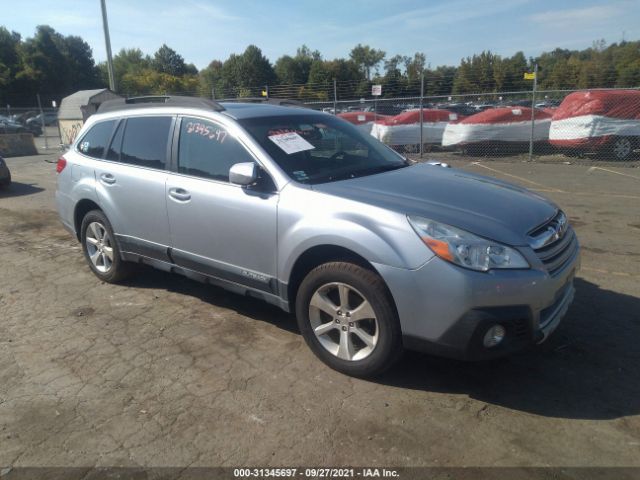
[{"x1": 220, "y1": 102, "x2": 325, "y2": 120}]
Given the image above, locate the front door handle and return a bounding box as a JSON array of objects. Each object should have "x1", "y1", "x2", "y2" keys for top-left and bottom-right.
[
  {"x1": 168, "y1": 187, "x2": 191, "y2": 202},
  {"x1": 100, "y1": 173, "x2": 116, "y2": 185}
]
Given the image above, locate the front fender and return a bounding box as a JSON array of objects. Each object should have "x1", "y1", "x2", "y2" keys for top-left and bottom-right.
[{"x1": 277, "y1": 186, "x2": 433, "y2": 282}]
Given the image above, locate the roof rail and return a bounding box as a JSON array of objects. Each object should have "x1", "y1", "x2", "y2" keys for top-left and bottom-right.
[
  {"x1": 97, "y1": 95, "x2": 225, "y2": 114},
  {"x1": 218, "y1": 97, "x2": 307, "y2": 108}
]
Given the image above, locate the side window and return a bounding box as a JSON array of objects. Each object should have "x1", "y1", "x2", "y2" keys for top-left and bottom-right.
[
  {"x1": 77, "y1": 120, "x2": 116, "y2": 159},
  {"x1": 178, "y1": 117, "x2": 254, "y2": 182},
  {"x1": 120, "y1": 116, "x2": 172, "y2": 169},
  {"x1": 105, "y1": 120, "x2": 124, "y2": 161}
]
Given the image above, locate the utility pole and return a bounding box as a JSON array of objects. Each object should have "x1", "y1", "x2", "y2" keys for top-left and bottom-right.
[
  {"x1": 528, "y1": 63, "x2": 538, "y2": 161},
  {"x1": 333, "y1": 79, "x2": 337, "y2": 115},
  {"x1": 100, "y1": 0, "x2": 116, "y2": 92},
  {"x1": 419, "y1": 72, "x2": 424, "y2": 157}
]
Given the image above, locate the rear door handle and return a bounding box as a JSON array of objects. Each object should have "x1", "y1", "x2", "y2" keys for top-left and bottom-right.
[
  {"x1": 168, "y1": 187, "x2": 191, "y2": 202},
  {"x1": 100, "y1": 173, "x2": 116, "y2": 185}
]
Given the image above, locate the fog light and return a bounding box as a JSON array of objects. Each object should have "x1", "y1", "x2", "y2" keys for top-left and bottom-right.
[{"x1": 483, "y1": 324, "x2": 506, "y2": 348}]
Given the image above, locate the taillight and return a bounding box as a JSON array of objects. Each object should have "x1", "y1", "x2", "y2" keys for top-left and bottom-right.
[{"x1": 56, "y1": 157, "x2": 67, "y2": 173}]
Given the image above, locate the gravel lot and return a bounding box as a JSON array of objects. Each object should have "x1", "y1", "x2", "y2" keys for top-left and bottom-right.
[{"x1": 0, "y1": 153, "x2": 639, "y2": 469}]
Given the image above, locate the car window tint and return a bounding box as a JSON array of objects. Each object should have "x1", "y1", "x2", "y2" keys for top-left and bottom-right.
[
  {"x1": 105, "y1": 121, "x2": 124, "y2": 161},
  {"x1": 78, "y1": 120, "x2": 116, "y2": 159},
  {"x1": 177, "y1": 117, "x2": 254, "y2": 182},
  {"x1": 120, "y1": 116, "x2": 172, "y2": 169}
]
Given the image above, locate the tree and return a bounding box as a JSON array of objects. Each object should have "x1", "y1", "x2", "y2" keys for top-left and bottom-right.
[
  {"x1": 15, "y1": 25, "x2": 100, "y2": 97},
  {"x1": 405, "y1": 52, "x2": 426, "y2": 82},
  {"x1": 275, "y1": 55, "x2": 305, "y2": 84},
  {"x1": 307, "y1": 60, "x2": 332, "y2": 86},
  {"x1": 199, "y1": 59, "x2": 223, "y2": 96},
  {"x1": 217, "y1": 45, "x2": 276, "y2": 97},
  {"x1": 349, "y1": 44, "x2": 385, "y2": 80},
  {"x1": 152, "y1": 44, "x2": 187, "y2": 76},
  {"x1": 274, "y1": 45, "x2": 322, "y2": 86},
  {"x1": 0, "y1": 27, "x2": 20, "y2": 98}
]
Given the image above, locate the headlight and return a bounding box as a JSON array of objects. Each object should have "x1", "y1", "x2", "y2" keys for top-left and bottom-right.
[{"x1": 407, "y1": 215, "x2": 529, "y2": 272}]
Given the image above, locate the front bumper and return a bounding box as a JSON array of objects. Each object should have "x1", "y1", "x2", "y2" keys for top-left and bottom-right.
[{"x1": 374, "y1": 245, "x2": 580, "y2": 361}]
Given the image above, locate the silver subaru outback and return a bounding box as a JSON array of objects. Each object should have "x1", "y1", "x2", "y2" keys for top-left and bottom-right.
[{"x1": 56, "y1": 96, "x2": 579, "y2": 377}]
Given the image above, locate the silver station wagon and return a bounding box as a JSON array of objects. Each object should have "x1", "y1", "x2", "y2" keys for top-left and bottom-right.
[{"x1": 56, "y1": 96, "x2": 580, "y2": 377}]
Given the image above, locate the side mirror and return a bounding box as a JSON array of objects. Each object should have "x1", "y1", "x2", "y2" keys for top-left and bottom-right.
[{"x1": 229, "y1": 162, "x2": 258, "y2": 186}]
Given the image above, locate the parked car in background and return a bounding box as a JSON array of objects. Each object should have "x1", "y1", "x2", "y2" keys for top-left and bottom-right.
[
  {"x1": 0, "y1": 116, "x2": 42, "y2": 136},
  {"x1": 0, "y1": 116, "x2": 30, "y2": 134},
  {"x1": 549, "y1": 90, "x2": 640, "y2": 160},
  {"x1": 337, "y1": 111, "x2": 388, "y2": 135},
  {"x1": 442, "y1": 107, "x2": 553, "y2": 154},
  {"x1": 10, "y1": 111, "x2": 38, "y2": 124},
  {"x1": 26, "y1": 111, "x2": 59, "y2": 127},
  {"x1": 0, "y1": 156, "x2": 11, "y2": 189},
  {"x1": 438, "y1": 103, "x2": 479, "y2": 117},
  {"x1": 371, "y1": 109, "x2": 460, "y2": 151}
]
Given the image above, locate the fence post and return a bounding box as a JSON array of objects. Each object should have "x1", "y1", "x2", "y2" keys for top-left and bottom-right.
[
  {"x1": 333, "y1": 79, "x2": 337, "y2": 115},
  {"x1": 419, "y1": 72, "x2": 424, "y2": 158},
  {"x1": 265, "y1": 85, "x2": 269, "y2": 99},
  {"x1": 37, "y1": 93, "x2": 48, "y2": 151},
  {"x1": 211, "y1": 87, "x2": 215, "y2": 100},
  {"x1": 528, "y1": 63, "x2": 538, "y2": 161}
]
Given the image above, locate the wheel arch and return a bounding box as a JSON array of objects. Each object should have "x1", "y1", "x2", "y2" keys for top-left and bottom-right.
[
  {"x1": 286, "y1": 244, "x2": 398, "y2": 316},
  {"x1": 73, "y1": 198, "x2": 102, "y2": 241}
]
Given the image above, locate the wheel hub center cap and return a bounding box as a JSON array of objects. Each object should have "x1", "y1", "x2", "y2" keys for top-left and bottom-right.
[{"x1": 335, "y1": 310, "x2": 354, "y2": 330}]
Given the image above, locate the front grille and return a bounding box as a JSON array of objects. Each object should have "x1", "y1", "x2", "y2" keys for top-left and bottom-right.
[{"x1": 530, "y1": 212, "x2": 578, "y2": 276}]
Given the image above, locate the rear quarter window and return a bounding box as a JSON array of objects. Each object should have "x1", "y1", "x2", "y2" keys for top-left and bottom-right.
[{"x1": 77, "y1": 120, "x2": 116, "y2": 159}]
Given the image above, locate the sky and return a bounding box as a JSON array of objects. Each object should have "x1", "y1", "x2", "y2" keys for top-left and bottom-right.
[{"x1": 5, "y1": 0, "x2": 640, "y2": 70}]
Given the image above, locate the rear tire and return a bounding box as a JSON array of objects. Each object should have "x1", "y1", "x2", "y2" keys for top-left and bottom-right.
[
  {"x1": 80, "y1": 210, "x2": 134, "y2": 283},
  {"x1": 610, "y1": 136, "x2": 635, "y2": 161},
  {"x1": 295, "y1": 262, "x2": 403, "y2": 377}
]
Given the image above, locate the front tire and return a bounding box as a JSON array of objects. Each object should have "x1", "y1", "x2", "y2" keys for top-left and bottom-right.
[
  {"x1": 80, "y1": 210, "x2": 133, "y2": 283},
  {"x1": 295, "y1": 262, "x2": 403, "y2": 377}
]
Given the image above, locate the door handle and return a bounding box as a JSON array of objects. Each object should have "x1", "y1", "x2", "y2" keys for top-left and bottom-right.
[
  {"x1": 100, "y1": 173, "x2": 116, "y2": 185},
  {"x1": 168, "y1": 187, "x2": 191, "y2": 202}
]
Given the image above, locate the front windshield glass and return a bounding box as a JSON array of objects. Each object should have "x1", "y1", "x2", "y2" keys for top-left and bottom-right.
[{"x1": 239, "y1": 114, "x2": 408, "y2": 184}]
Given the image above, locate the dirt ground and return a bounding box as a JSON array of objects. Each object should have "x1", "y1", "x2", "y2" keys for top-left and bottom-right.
[{"x1": 0, "y1": 152, "x2": 639, "y2": 469}]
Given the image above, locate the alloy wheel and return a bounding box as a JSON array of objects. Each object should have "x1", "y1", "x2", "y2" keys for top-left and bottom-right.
[
  {"x1": 85, "y1": 221, "x2": 114, "y2": 273},
  {"x1": 613, "y1": 137, "x2": 632, "y2": 160},
  {"x1": 308, "y1": 282, "x2": 379, "y2": 361}
]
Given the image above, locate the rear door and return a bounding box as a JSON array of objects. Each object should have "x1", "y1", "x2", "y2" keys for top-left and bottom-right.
[
  {"x1": 94, "y1": 115, "x2": 174, "y2": 262},
  {"x1": 165, "y1": 116, "x2": 279, "y2": 292}
]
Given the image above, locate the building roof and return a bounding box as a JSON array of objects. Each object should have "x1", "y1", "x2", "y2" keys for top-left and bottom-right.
[{"x1": 59, "y1": 89, "x2": 121, "y2": 119}]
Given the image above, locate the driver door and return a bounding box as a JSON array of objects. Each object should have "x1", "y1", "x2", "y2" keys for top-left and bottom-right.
[{"x1": 166, "y1": 116, "x2": 279, "y2": 292}]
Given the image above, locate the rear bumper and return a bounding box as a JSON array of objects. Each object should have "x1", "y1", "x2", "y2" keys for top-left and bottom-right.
[{"x1": 374, "y1": 246, "x2": 580, "y2": 361}]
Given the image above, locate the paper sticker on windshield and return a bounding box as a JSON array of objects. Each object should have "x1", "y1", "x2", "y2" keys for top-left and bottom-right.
[
  {"x1": 268, "y1": 132, "x2": 315, "y2": 155},
  {"x1": 357, "y1": 114, "x2": 366, "y2": 122}
]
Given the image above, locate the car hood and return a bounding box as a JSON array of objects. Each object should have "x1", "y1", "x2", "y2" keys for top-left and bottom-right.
[{"x1": 312, "y1": 163, "x2": 558, "y2": 246}]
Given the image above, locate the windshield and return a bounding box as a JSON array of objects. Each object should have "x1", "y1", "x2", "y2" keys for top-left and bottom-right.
[{"x1": 239, "y1": 113, "x2": 408, "y2": 184}]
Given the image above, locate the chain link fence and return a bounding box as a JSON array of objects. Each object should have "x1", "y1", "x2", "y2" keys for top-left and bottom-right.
[
  {"x1": 302, "y1": 88, "x2": 640, "y2": 164},
  {"x1": 5, "y1": 84, "x2": 639, "y2": 164}
]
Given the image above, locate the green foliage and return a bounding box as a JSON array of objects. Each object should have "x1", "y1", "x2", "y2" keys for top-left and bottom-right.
[
  {"x1": 6, "y1": 25, "x2": 101, "y2": 104},
  {"x1": 2, "y1": 24, "x2": 640, "y2": 106},
  {"x1": 152, "y1": 44, "x2": 187, "y2": 76},
  {"x1": 349, "y1": 44, "x2": 386, "y2": 80}
]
